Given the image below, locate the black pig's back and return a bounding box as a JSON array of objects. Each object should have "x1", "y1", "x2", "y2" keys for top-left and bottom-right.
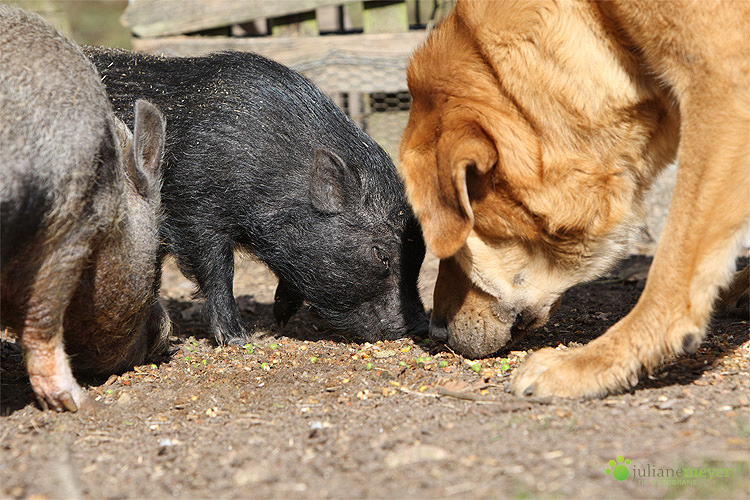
[{"x1": 83, "y1": 48, "x2": 401, "y2": 260}]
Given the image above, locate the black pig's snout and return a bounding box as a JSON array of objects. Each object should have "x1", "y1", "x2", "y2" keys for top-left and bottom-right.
[
  {"x1": 374, "y1": 306, "x2": 428, "y2": 340},
  {"x1": 429, "y1": 316, "x2": 449, "y2": 343},
  {"x1": 407, "y1": 315, "x2": 429, "y2": 338},
  {"x1": 403, "y1": 299, "x2": 429, "y2": 338}
]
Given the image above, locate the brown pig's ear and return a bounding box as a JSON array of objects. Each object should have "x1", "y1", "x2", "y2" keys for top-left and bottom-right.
[
  {"x1": 124, "y1": 100, "x2": 166, "y2": 198},
  {"x1": 400, "y1": 124, "x2": 497, "y2": 259},
  {"x1": 132, "y1": 99, "x2": 166, "y2": 178}
]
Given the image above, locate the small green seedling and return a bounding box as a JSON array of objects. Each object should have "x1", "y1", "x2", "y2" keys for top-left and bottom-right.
[
  {"x1": 438, "y1": 360, "x2": 449, "y2": 368},
  {"x1": 243, "y1": 343, "x2": 254, "y2": 355},
  {"x1": 365, "y1": 362, "x2": 374, "y2": 371},
  {"x1": 470, "y1": 363, "x2": 481, "y2": 373},
  {"x1": 499, "y1": 359, "x2": 511, "y2": 371},
  {"x1": 269, "y1": 343, "x2": 278, "y2": 350},
  {"x1": 310, "y1": 356, "x2": 317, "y2": 363}
]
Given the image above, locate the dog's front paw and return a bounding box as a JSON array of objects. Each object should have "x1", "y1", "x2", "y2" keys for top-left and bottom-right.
[{"x1": 511, "y1": 344, "x2": 638, "y2": 398}]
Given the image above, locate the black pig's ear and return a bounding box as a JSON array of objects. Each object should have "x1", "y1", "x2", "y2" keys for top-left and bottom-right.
[
  {"x1": 309, "y1": 149, "x2": 357, "y2": 214},
  {"x1": 128, "y1": 99, "x2": 166, "y2": 197}
]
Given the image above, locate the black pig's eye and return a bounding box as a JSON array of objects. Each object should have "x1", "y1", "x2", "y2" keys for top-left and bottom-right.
[{"x1": 373, "y1": 246, "x2": 390, "y2": 268}]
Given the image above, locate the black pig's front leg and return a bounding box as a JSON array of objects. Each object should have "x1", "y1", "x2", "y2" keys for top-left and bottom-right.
[{"x1": 273, "y1": 278, "x2": 304, "y2": 326}]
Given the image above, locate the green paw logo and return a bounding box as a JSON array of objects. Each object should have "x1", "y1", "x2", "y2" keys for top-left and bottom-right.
[{"x1": 605, "y1": 455, "x2": 631, "y2": 481}]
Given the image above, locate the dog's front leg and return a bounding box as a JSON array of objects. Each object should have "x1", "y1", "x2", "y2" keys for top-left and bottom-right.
[{"x1": 512, "y1": 85, "x2": 749, "y2": 398}]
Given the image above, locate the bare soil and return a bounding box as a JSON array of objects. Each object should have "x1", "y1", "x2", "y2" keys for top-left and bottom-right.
[{"x1": 2, "y1": 254, "x2": 748, "y2": 499}]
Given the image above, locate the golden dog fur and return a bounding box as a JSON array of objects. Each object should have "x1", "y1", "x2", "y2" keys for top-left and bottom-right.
[{"x1": 399, "y1": 0, "x2": 749, "y2": 398}]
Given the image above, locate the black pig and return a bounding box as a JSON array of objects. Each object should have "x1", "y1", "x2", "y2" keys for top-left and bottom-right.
[
  {"x1": 83, "y1": 46, "x2": 428, "y2": 345},
  {"x1": 0, "y1": 7, "x2": 170, "y2": 411}
]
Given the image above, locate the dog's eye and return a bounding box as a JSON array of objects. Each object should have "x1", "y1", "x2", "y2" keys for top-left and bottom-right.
[{"x1": 373, "y1": 246, "x2": 390, "y2": 268}]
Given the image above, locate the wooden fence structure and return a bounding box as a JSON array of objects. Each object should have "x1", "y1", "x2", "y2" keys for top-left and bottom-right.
[{"x1": 121, "y1": 0, "x2": 455, "y2": 158}]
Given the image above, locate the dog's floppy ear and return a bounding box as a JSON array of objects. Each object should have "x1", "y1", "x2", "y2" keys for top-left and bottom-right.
[{"x1": 402, "y1": 124, "x2": 497, "y2": 259}]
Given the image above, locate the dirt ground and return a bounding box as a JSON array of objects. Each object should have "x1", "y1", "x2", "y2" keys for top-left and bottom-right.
[{"x1": 1, "y1": 253, "x2": 748, "y2": 500}]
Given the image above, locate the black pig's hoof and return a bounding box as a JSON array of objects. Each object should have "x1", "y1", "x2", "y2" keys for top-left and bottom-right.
[
  {"x1": 273, "y1": 279, "x2": 304, "y2": 326},
  {"x1": 211, "y1": 324, "x2": 249, "y2": 347},
  {"x1": 227, "y1": 336, "x2": 250, "y2": 347}
]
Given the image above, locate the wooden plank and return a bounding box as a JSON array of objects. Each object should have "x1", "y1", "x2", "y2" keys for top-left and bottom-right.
[
  {"x1": 132, "y1": 31, "x2": 428, "y2": 93},
  {"x1": 362, "y1": 1, "x2": 408, "y2": 34},
  {"x1": 410, "y1": 0, "x2": 457, "y2": 28},
  {"x1": 315, "y1": 5, "x2": 341, "y2": 33},
  {"x1": 417, "y1": 0, "x2": 434, "y2": 26},
  {"x1": 432, "y1": 0, "x2": 456, "y2": 26},
  {"x1": 122, "y1": 0, "x2": 362, "y2": 38},
  {"x1": 271, "y1": 11, "x2": 318, "y2": 37},
  {"x1": 132, "y1": 31, "x2": 426, "y2": 60},
  {"x1": 343, "y1": 2, "x2": 363, "y2": 31},
  {"x1": 406, "y1": 0, "x2": 419, "y2": 26}
]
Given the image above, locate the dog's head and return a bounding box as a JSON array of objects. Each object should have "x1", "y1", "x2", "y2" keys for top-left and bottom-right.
[{"x1": 399, "y1": 0, "x2": 672, "y2": 357}]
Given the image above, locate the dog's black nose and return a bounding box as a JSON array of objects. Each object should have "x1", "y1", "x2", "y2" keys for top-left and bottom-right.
[
  {"x1": 429, "y1": 317, "x2": 449, "y2": 343},
  {"x1": 511, "y1": 308, "x2": 536, "y2": 332}
]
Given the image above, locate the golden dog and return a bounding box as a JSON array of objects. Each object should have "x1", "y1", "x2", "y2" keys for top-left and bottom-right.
[{"x1": 399, "y1": 0, "x2": 749, "y2": 398}]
